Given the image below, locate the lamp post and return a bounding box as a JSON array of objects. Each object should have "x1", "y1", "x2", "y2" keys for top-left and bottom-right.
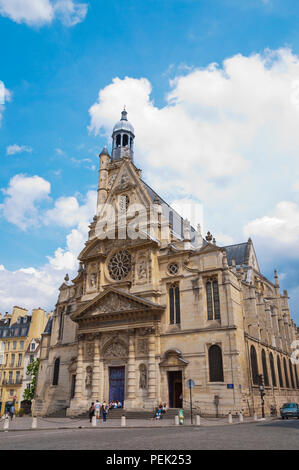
[{"x1": 258, "y1": 374, "x2": 265, "y2": 419}]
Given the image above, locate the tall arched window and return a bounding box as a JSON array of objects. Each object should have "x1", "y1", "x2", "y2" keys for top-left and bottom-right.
[
  {"x1": 169, "y1": 285, "x2": 181, "y2": 325},
  {"x1": 53, "y1": 357, "x2": 60, "y2": 386},
  {"x1": 250, "y1": 345, "x2": 259, "y2": 385},
  {"x1": 269, "y1": 353, "x2": 276, "y2": 387},
  {"x1": 206, "y1": 279, "x2": 220, "y2": 320},
  {"x1": 208, "y1": 345, "x2": 224, "y2": 382},
  {"x1": 116, "y1": 134, "x2": 121, "y2": 147},
  {"x1": 277, "y1": 356, "x2": 284, "y2": 388},
  {"x1": 58, "y1": 309, "x2": 64, "y2": 341},
  {"x1": 294, "y1": 365, "x2": 299, "y2": 389},
  {"x1": 123, "y1": 134, "x2": 128, "y2": 146},
  {"x1": 289, "y1": 359, "x2": 295, "y2": 389},
  {"x1": 261, "y1": 350, "x2": 269, "y2": 386},
  {"x1": 283, "y1": 358, "x2": 290, "y2": 388}
]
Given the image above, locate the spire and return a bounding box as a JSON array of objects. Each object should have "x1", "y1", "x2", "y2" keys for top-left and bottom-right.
[{"x1": 121, "y1": 107, "x2": 128, "y2": 121}]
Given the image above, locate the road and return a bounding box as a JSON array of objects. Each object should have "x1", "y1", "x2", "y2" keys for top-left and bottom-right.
[{"x1": 0, "y1": 419, "x2": 299, "y2": 450}]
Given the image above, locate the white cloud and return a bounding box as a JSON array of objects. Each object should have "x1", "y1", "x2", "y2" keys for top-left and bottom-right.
[
  {"x1": 0, "y1": 0, "x2": 88, "y2": 27},
  {"x1": 88, "y1": 48, "x2": 299, "y2": 241},
  {"x1": 6, "y1": 144, "x2": 33, "y2": 155},
  {"x1": 0, "y1": 174, "x2": 51, "y2": 230},
  {"x1": 244, "y1": 201, "x2": 299, "y2": 259},
  {"x1": 0, "y1": 186, "x2": 97, "y2": 311}
]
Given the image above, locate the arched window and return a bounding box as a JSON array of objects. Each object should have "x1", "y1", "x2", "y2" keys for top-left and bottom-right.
[
  {"x1": 283, "y1": 358, "x2": 290, "y2": 388},
  {"x1": 206, "y1": 279, "x2": 220, "y2": 320},
  {"x1": 261, "y1": 350, "x2": 269, "y2": 386},
  {"x1": 294, "y1": 364, "x2": 299, "y2": 389},
  {"x1": 169, "y1": 285, "x2": 181, "y2": 325},
  {"x1": 116, "y1": 134, "x2": 121, "y2": 147},
  {"x1": 277, "y1": 356, "x2": 284, "y2": 388},
  {"x1": 58, "y1": 310, "x2": 64, "y2": 341},
  {"x1": 250, "y1": 345, "x2": 259, "y2": 385},
  {"x1": 208, "y1": 345, "x2": 224, "y2": 382},
  {"x1": 123, "y1": 134, "x2": 128, "y2": 146},
  {"x1": 289, "y1": 359, "x2": 295, "y2": 389},
  {"x1": 269, "y1": 353, "x2": 276, "y2": 387},
  {"x1": 53, "y1": 358, "x2": 60, "y2": 386}
]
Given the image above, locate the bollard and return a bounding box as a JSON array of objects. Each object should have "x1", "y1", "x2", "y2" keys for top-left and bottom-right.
[
  {"x1": 239, "y1": 412, "x2": 243, "y2": 423},
  {"x1": 121, "y1": 415, "x2": 126, "y2": 427},
  {"x1": 92, "y1": 416, "x2": 97, "y2": 427},
  {"x1": 175, "y1": 415, "x2": 179, "y2": 426},
  {"x1": 228, "y1": 412, "x2": 233, "y2": 424},
  {"x1": 31, "y1": 417, "x2": 37, "y2": 429},
  {"x1": 254, "y1": 413, "x2": 258, "y2": 421},
  {"x1": 196, "y1": 415, "x2": 200, "y2": 426},
  {"x1": 3, "y1": 416, "x2": 9, "y2": 431}
]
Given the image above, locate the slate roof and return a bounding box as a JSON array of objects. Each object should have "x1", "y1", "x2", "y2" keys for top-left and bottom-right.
[{"x1": 223, "y1": 242, "x2": 249, "y2": 266}]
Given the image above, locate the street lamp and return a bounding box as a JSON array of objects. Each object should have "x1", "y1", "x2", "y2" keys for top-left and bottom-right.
[{"x1": 258, "y1": 374, "x2": 265, "y2": 419}]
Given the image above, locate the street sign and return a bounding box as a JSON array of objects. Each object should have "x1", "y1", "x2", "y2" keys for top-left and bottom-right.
[
  {"x1": 227, "y1": 384, "x2": 234, "y2": 389},
  {"x1": 186, "y1": 379, "x2": 195, "y2": 389}
]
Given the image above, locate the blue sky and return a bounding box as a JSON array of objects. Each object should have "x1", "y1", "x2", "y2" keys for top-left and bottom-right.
[{"x1": 0, "y1": 0, "x2": 299, "y2": 322}]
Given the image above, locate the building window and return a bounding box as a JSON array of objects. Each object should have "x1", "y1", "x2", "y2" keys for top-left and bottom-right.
[
  {"x1": 13, "y1": 341, "x2": 17, "y2": 349},
  {"x1": 18, "y1": 354, "x2": 22, "y2": 367},
  {"x1": 289, "y1": 360, "x2": 295, "y2": 389},
  {"x1": 20, "y1": 341, "x2": 24, "y2": 350},
  {"x1": 269, "y1": 353, "x2": 276, "y2": 387},
  {"x1": 261, "y1": 350, "x2": 269, "y2": 387},
  {"x1": 169, "y1": 285, "x2": 181, "y2": 325},
  {"x1": 16, "y1": 371, "x2": 20, "y2": 384},
  {"x1": 58, "y1": 311, "x2": 64, "y2": 341},
  {"x1": 53, "y1": 358, "x2": 60, "y2": 386},
  {"x1": 9, "y1": 390, "x2": 14, "y2": 397},
  {"x1": 250, "y1": 345, "x2": 259, "y2": 385},
  {"x1": 206, "y1": 278, "x2": 220, "y2": 320},
  {"x1": 30, "y1": 355, "x2": 34, "y2": 363},
  {"x1": 283, "y1": 358, "x2": 290, "y2": 388},
  {"x1": 208, "y1": 345, "x2": 224, "y2": 382},
  {"x1": 277, "y1": 356, "x2": 284, "y2": 388},
  {"x1": 10, "y1": 354, "x2": 15, "y2": 367}
]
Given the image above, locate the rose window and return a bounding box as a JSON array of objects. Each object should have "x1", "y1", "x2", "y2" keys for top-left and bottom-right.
[
  {"x1": 168, "y1": 263, "x2": 179, "y2": 275},
  {"x1": 108, "y1": 250, "x2": 132, "y2": 281}
]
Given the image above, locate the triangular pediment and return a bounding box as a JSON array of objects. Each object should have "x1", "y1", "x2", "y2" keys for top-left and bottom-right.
[
  {"x1": 71, "y1": 287, "x2": 164, "y2": 321},
  {"x1": 198, "y1": 243, "x2": 223, "y2": 254}
]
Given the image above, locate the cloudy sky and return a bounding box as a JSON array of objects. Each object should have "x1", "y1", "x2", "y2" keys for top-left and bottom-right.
[{"x1": 0, "y1": 0, "x2": 299, "y2": 322}]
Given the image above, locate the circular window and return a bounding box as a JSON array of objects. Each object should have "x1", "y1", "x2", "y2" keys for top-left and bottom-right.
[
  {"x1": 168, "y1": 263, "x2": 179, "y2": 275},
  {"x1": 108, "y1": 250, "x2": 132, "y2": 281}
]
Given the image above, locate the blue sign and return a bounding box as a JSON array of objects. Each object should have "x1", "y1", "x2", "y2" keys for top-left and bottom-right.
[
  {"x1": 186, "y1": 379, "x2": 195, "y2": 389},
  {"x1": 227, "y1": 384, "x2": 234, "y2": 389}
]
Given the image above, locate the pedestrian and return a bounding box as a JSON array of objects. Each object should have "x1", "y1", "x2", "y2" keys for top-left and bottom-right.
[
  {"x1": 102, "y1": 401, "x2": 108, "y2": 422},
  {"x1": 94, "y1": 400, "x2": 101, "y2": 420},
  {"x1": 9, "y1": 405, "x2": 15, "y2": 421},
  {"x1": 89, "y1": 402, "x2": 95, "y2": 423}
]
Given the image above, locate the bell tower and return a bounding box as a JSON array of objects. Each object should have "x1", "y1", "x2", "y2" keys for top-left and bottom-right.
[{"x1": 111, "y1": 108, "x2": 135, "y2": 161}]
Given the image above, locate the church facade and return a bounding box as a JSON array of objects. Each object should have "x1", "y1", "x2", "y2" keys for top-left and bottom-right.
[{"x1": 35, "y1": 110, "x2": 299, "y2": 417}]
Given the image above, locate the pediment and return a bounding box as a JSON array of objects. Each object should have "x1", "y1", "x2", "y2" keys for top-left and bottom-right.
[
  {"x1": 159, "y1": 349, "x2": 189, "y2": 368},
  {"x1": 71, "y1": 287, "x2": 164, "y2": 322}
]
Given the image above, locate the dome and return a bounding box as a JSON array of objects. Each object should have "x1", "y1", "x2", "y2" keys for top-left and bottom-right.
[{"x1": 112, "y1": 109, "x2": 135, "y2": 136}]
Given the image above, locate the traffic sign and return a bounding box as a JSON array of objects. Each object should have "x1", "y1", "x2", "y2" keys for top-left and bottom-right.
[{"x1": 186, "y1": 379, "x2": 195, "y2": 389}]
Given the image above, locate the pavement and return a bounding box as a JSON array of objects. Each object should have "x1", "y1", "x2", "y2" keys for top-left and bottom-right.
[
  {"x1": 0, "y1": 418, "x2": 298, "y2": 450},
  {"x1": 0, "y1": 414, "x2": 278, "y2": 431}
]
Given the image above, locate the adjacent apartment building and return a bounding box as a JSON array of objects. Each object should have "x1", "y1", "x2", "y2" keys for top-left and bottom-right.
[{"x1": 0, "y1": 306, "x2": 49, "y2": 415}]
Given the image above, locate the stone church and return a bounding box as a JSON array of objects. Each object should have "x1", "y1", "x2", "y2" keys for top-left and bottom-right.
[{"x1": 35, "y1": 109, "x2": 299, "y2": 417}]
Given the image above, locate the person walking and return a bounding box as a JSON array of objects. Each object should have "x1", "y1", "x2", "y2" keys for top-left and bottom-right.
[
  {"x1": 102, "y1": 401, "x2": 108, "y2": 422},
  {"x1": 88, "y1": 402, "x2": 95, "y2": 423},
  {"x1": 9, "y1": 405, "x2": 15, "y2": 421},
  {"x1": 94, "y1": 400, "x2": 101, "y2": 420}
]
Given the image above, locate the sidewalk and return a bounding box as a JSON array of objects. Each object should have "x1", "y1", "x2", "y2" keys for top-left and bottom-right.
[{"x1": 0, "y1": 415, "x2": 278, "y2": 432}]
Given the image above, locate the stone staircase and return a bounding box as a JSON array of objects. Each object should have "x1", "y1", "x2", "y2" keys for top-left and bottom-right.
[{"x1": 71, "y1": 408, "x2": 191, "y2": 420}]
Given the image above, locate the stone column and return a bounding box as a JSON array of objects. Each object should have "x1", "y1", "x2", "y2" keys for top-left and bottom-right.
[
  {"x1": 125, "y1": 330, "x2": 136, "y2": 409},
  {"x1": 74, "y1": 340, "x2": 84, "y2": 401},
  {"x1": 147, "y1": 333, "x2": 157, "y2": 408},
  {"x1": 92, "y1": 336, "x2": 101, "y2": 401}
]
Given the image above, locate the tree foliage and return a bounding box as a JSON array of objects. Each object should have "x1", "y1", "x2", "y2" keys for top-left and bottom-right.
[{"x1": 23, "y1": 358, "x2": 40, "y2": 401}]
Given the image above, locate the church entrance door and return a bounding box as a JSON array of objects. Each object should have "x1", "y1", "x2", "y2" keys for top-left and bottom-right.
[
  {"x1": 109, "y1": 367, "x2": 125, "y2": 403},
  {"x1": 168, "y1": 371, "x2": 183, "y2": 408}
]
